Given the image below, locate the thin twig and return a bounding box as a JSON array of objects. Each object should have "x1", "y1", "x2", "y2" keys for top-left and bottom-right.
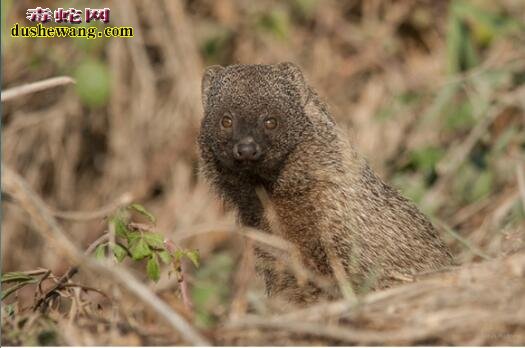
[
  {"x1": 1, "y1": 76, "x2": 75, "y2": 102},
  {"x1": 62, "y1": 283, "x2": 109, "y2": 298},
  {"x1": 85, "y1": 234, "x2": 111, "y2": 255},
  {"x1": 51, "y1": 193, "x2": 133, "y2": 221},
  {"x1": 164, "y1": 239, "x2": 194, "y2": 311},
  {"x1": 516, "y1": 164, "x2": 525, "y2": 212},
  {"x1": 33, "y1": 267, "x2": 79, "y2": 311},
  {"x1": 36, "y1": 270, "x2": 52, "y2": 299},
  {"x1": 229, "y1": 239, "x2": 255, "y2": 321}
]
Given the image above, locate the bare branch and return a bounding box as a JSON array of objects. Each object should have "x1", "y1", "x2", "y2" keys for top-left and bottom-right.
[
  {"x1": 1, "y1": 76, "x2": 75, "y2": 102},
  {"x1": 164, "y1": 239, "x2": 194, "y2": 312}
]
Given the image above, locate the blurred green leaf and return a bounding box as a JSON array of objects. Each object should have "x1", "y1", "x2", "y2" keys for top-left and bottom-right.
[
  {"x1": 447, "y1": 1, "x2": 479, "y2": 73},
  {"x1": 453, "y1": 164, "x2": 493, "y2": 203},
  {"x1": 470, "y1": 170, "x2": 493, "y2": 202},
  {"x1": 1, "y1": 272, "x2": 35, "y2": 283},
  {"x1": 201, "y1": 28, "x2": 232, "y2": 64},
  {"x1": 491, "y1": 127, "x2": 517, "y2": 155},
  {"x1": 1, "y1": 272, "x2": 39, "y2": 300},
  {"x1": 410, "y1": 146, "x2": 445, "y2": 173},
  {"x1": 146, "y1": 256, "x2": 160, "y2": 282},
  {"x1": 392, "y1": 173, "x2": 427, "y2": 204},
  {"x1": 292, "y1": 0, "x2": 318, "y2": 20},
  {"x1": 143, "y1": 233, "x2": 164, "y2": 249},
  {"x1": 258, "y1": 9, "x2": 290, "y2": 40},
  {"x1": 95, "y1": 244, "x2": 106, "y2": 260},
  {"x1": 510, "y1": 200, "x2": 525, "y2": 222},
  {"x1": 158, "y1": 250, "x2": 172, "y2": 264},
  {"x1": 111, "y1": 216, "x2": 129, "y2": 238},
  {"x1": 127, "y1": 231, "x2": 142, "y2": 244},
  {"x1": 73, "y1": 59, "x2": 110, "y2": 107},
  {"x1": 191, "y1": 252, "x2": 233, "y2": 328},
  {"x1": 111, "y1": 244, "x2": 128, "y2": 263},
  {"x1": 173, "y1": 250, "x2": 184, "y2": 262},
  {"x1": 421, "y1": 82, "x2": 459, "y2": 125},
  {"x1": 445, "y1": 100, "x2": 475, "y2": 131},
  {"x1": 129, "y1": 203, "x2": 156, "y2": 223},
  {"x1": 447, "y1": 8, "x2": 464, "y2": 74},
  {"x1": 129, "y1": 237, "x2": 151, "y2": 260},
  {"x1": 185, "y1": 250, "x2": 200, "y2": 268},
  {"x1": 447, "y1": 0, "x2": 523, "y2": 73},
  {"x1": 375, "y1": 107, "x2": 394, "y2": 121},
  {"x1": 397, "y1": 91, "x2": 421, "y2": 105},
  {"x1": 453, "y1": 0, "x2": 522, "y2": 46},
  {"x1": 37, "y1": 330, "x2": 58, "y2": 346},
  {"x1": 192, "y1": 283, "x2": 217, "y2": 328},
  {"x1": 173, "y1": 249, "x2": 200, "y2": 267}
]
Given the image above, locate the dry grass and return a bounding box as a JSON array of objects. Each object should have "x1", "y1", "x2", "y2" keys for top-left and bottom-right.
[{"x1": 2, "y1": 0, "x2": 525, "y2": 345}]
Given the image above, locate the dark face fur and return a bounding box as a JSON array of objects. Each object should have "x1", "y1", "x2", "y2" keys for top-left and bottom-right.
[{"x1": 199, "y1": 63, "x2": 312, "y2": 183}]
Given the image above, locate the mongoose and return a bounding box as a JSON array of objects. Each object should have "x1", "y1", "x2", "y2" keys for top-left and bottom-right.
[{"x1": 198, "y1": 63, "x2": 453, "y2": 303}]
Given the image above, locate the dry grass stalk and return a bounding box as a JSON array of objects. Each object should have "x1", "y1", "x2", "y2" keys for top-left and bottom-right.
[
  {"x1": 223, "y1": 251, "x2": 525, "y2": 345},
  {"x1": 1, "y1": 76, "x2": 75, "y2": 102}
]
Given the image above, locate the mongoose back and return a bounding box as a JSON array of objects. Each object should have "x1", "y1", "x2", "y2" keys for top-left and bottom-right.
[{"x1": 198, "y1": 63, "x2": 453, "y2": 303}]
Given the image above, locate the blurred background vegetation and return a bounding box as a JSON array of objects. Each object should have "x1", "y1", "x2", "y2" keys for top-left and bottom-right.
[{"x1": 2, "y1": 0, "x2": 524, "y2": 345}]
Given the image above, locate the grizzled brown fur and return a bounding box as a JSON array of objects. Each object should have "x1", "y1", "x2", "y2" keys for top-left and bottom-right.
[{"x1": 198, "y1": 63, "x2": 453, "y2": 303}]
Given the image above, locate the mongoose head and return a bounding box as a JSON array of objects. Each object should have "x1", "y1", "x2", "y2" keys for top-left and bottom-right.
[{"x1": 199, "y1": 63, "x2": 313, "y2": 180}]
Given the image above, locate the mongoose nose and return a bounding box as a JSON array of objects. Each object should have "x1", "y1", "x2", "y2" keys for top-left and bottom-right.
[{"x1": 233, "y1": 138, "x2": 261, "y2": 161}]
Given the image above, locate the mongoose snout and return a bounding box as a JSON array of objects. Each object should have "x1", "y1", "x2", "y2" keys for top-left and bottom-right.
[
  {"x1": 198, "y1": 62, "x2": 453, "y2": 304},
  {"x1": 233, "y1": 137, "x2": 262, "y2": 161}
]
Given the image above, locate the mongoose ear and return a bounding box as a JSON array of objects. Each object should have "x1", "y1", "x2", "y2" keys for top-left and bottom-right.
[
  {"x1": 202, "y1": 65, "x2": 224, "y2": 110},
  {"x1": 276, "y1": 62, "x2": 309, "y2": 106}
]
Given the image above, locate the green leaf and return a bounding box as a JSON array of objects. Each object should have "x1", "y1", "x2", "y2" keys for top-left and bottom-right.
[
  {"x1": 0, "y1": 272, "x2": 38, "y2": 300},
  {"x1": 492, "y1": 127, "x2": 517, "y2": 155},
  {"x1": 191, "y1": 252, "x2": 233, "y2": 328},
  {"x1": 95, "y1": 244, "x2": 106, "y2": 260},
  {"x1": 111, "y1": 216, "x2": 129, "y2": 238},
  {"x1": 111, "y1": 244, "x2": 128, "y2": 263},
  {"x1": 184, "y1": 250, "x2": 200, "y2": 268},
  {"x1": 74, "y1": 59, "x2": 111, "y2": 107},
  {"x1": 445, "y1": 100, "x2": 475, "y2": 131},
  {"x1": 1, "y1": 272, "x2": 35, "y2": 283},
  {"x1": 258, "y1": 9, "x2": 290, "y2": 40},
  {"x1": 129, "y1": 237, "x2": 151, "y2": 260},
  {"x1": 410, "y1": 146, "x2": 445, "y2": 173},
  {"x1": 129, "y1": 203, "x2": 156, "y2": 223},
  {"x1": 173, "y1": 250, "x2": 184, "y2": 262},
  {"x1": 142, "y1": 233, "x2": 164, "y2": 249},
  {"x1": 158, "y1": 250, "x2": 173, "y2": 264},
  {"x1": 126, "y1": 231, "x2": 141, "y2": 243},
  {"x1": 470, "y1": 170, "x2": 493, "y2": 202},
  {"x1": 447, "y1": 1, "x2": 479, "y2": 73},
  {"x1": 147, "y1": 256, "x2": 160, "y2": 282},
  {"x1": 293, "y1": 0, "x2": 318, "y2": 20}
]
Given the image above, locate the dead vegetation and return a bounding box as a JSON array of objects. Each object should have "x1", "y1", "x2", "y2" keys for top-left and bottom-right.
[{"x1": 2, "y1": 0, "x2": 525, "y2": 345}]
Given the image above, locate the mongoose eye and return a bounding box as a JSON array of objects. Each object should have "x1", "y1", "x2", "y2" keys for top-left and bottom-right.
[
  {"x1": 264, "y1": 117, "x2": 278, "y2": 130},
  {"x1": 221, "y1": 116, "x2": 233, "y2": 128}
]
